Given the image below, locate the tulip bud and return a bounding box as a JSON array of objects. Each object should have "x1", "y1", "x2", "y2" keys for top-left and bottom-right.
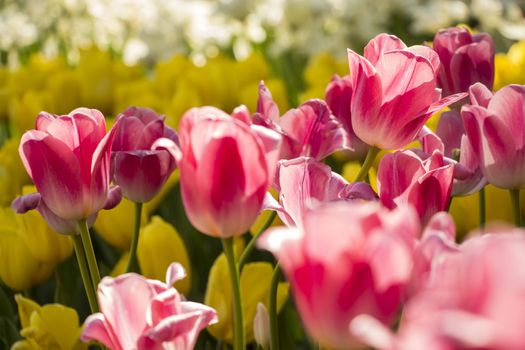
[
  {"x1": 175, "y1": 107, "x2": 282, "y2": 238},
  {"x1": 111, "y1": 107, "x2": 178, "y2": 203},
  {"x1": 254, "y1": 303, "x2": 270, "y2": 349},
  {"x1": 433, "y1": 27, "x2": 495, "y2": 96}
]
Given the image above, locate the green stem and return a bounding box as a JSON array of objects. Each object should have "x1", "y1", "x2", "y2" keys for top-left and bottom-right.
[
  {"x1": 239, "y1": 211, "x2": 277, "y2": 269},
  {"x1": 72, "y1": 235, "x2": 98, "y2": 313},
  {"x1": 125, "y1": 202, "x2": 143, "y2": 273},
  {"x1": 354, "y1": 146, "x2": 380, "y2": 183},
  {"x1": 479, "y1": 187, "x2": 486, "y2": 229},
  {"x1": 78, "y1": 219, "x2": 101, "y2": 291},
  {"x1": 269, "y1": 263, "x2": 281, "y2": 350},
  {"x1": 510, "y1": 189, "x2": 521, "y2": 227},
  {"x1": 222, "y1": 238, "x2": 245, "y2": 350}
]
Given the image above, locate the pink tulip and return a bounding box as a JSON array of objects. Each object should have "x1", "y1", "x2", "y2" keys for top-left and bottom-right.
[
  {"x1": 325, "y1": 75, "x2": 369, "y2": 159},
  {"x1": 19, "y1": 108, "x2": 120, "y2": 220},
  {"x1": 396, "y1": 231, "x2": 525, "y2": 350},
  {"x1": 377, "y1": 150, "x2": 454, "y2": 224},
  {"x1": 461, "y1": 83, "x2": 525, "y2": 189},
  {"x1": 273, "y1": 157, "x2": 376, "y2": 227},
  {"x1": 12, "y1": 187, "x2": 121, "y2": 235},
  {"x1": 408, "y1": 212, "x2": 459, "y2": 296},
  {"x1": 252, "y1": 82, "x2": 351, "y2": 160},
  {"x1": 258, "y1": 202, "x2": 419, "y2": 350},
  {"x1": 111, "y1": 107, "x2": 178, "y2": 203},
  {"x1": 161, "y1": 106, "x2": 281, "y2": 238},
  {"x1": 433, "y1": 27, "x2": 494, "y2": 96},
  {"x1": 419, "y1": 111, "x2": 486, "y2": 196},
  {"x1": 81, "y1": 263, "x2": 218, "y2": 350},
  {"x1": 347, "y1": 33, "x2": 466, "y2": 149}
]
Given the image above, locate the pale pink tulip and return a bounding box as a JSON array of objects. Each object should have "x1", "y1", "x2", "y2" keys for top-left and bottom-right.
[
  {"x1": 377, "y1": 150, "x2": 454, "y2": 224},
  {"x1": 161, "y1": 106, "x2": 281, "y2": 238},
  {"x1": 111, "y1": 107, "x2": 177, "y2": 203},
  {"x1": 258, "y1": 202, "x2": 419, "y2": 350},
  {"x1": 348, "y1": 33, "x2": 466, "y2": 149},
  {"x1": 81, "y1": 263, "x2": 217, "y2": 350},
  {"x1": 274, "y1": 157, "x2": 376, "y2": 227},
  {"x1": 19, "y1": 108, "x2": 120, "y2": 220},
  {"x1": 433, "y1": 27, "x2": 494, "y2": 96},
  {"x1": 462, "y1": 83, "x2": 525, "y2": 189}
]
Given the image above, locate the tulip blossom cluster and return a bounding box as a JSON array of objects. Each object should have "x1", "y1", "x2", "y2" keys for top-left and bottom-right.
[{"x1": 8, "y1": 24, "x2": 525, "y2": 350}]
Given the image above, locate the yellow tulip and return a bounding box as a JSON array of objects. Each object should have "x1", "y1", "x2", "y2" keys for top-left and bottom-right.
[
  {"x1": 205, "y1": 254, "x2": 289, "y2": 344},
  {"x1": 494, "y1": 41, "x2": 525, "y2": 90},
  {"x1": 0, "y1": 139, "x2": 31, "y2": 206},
  {"x1": 93, "y1": 197, "x2": 148, "y2": 250},
  {"x1": 154, "y1": 55, "x2": 192, "y2": 100},
  {"x1": 0, "y1": 67, "x2": 8, "y2": 121},
  {"x1": 12, "y1": 295, "x2": 86, "y2": 350},
  {"x1": 137, "y1": 216, "x2": 192, "y2": 294},
  {"x1": 113, "y1": 78, "x2": 163, "y2": 116},
  {"x1": 110, "y1": 216, "x2": 191, "y2": 295},
  {"x1": 0, "y1": 207, "x2": 55, "y2": 291}
]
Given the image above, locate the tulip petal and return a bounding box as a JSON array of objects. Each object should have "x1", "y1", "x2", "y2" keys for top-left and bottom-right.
[
  {"x1": 97, "y1": 274, "x2": 157, "y2": 349},
  {"x1": 280, "y1": 99, "x2": 351, "y2": 160},
  {"x1": 469, "y1": 82, "x2": 493, "y2": 107},
  {"x1": 257, "y1": 81, "x2": 280, "y2": 123},
  {"x1": 363, "y1": 33, "x2": 406, "y2": 65},
  {"x1": 487, "y1": 84, "x2": 525, "y2": 150},
  {"x1": 19, "y1": 131, "x2": 85, "y2": 220},
  {"x1": 12, "y1": 192, "x2": 41, "y2": 213},
  {"x1": 450, "y1": 39, "x2": 495, "y2": 93},
  {"x1": 348, "y1": 49, "x2": 383, "y2": 142},
  {"x1": 81, "y1": 313, "x2": 121, "y2": 350},
  {"x1": 166, "y1": 262, "x2": 187, "y2": 286}
]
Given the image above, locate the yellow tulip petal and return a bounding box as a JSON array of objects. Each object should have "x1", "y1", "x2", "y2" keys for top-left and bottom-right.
[{"x1": 137, "y1": 216, "x2": 191, "y2": 294}]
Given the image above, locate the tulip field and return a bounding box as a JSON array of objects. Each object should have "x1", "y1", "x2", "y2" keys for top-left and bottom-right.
[{"x1": 2, "y1": 1, "x2": 525, "y2": 349}]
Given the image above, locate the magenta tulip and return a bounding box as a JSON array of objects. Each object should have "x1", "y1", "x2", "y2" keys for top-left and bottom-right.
[
  {"x1": 112, "y1": 107, "x2": 178, "y2": 203},
  {"x1": 347, "y1": 33, "x2": 466, "y2": 149},
  {"x1": 81, "y1": 263, "x2": 217, "y2": 350},
  {"x1": 274, "y1": 157, "x2": 376, "y2": 227},
  {"x1": 377, "y1": 150, "x2": 454, "y2": 224},
  {"x1": 259, "y1": 202, "x2": 419, "y2": 350},
  {"x1": 325, "y1": 75, "x2": 369, "y2": 159},
  {"x1": 168, "y1": 106, "x2": 281, "y2": 238},
  {"x1": 433, "y1": 27, "x2": 494, "y2": 96},
  {"x1": 462, "y1": 83, "x2": 525, "y2": 189},
  {"x1": 252, "y1": 82, "x2": 351, "y2": 160},
  {"x1": 19, "y1": 108, "x2": 119, "y2": 220}
]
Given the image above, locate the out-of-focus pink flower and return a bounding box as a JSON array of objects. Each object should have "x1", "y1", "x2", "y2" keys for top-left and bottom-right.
[
  {"x1": 19, "y1": 108, "x2": 119, "y2": 220},
  {"x1": 252, "y1": 82, "x2": 351, "y2": 160},
  {"x1": 325, "y1": 75, "x2": 369, "y2": 160},
  {"x1": 433, "y1": 27, "x2": 495, "y2": 97},
  {"x1": 157, "y1": 106, "x2": 281, "y2": 238},
  {"x1": 273, "y1": 157, "x2": 376, "y2": 228},
  {"x1": 409, "y1": 212, "x2": 459, "y2": 296},
  {"x1": 462, "y1": 83, "x2": 525, "y2": 189},
  {"x1": 12, "y1": 187, "x2": 121, "y2": 235},
  {"x1": 258, "y1": 202, "x2": 419, "y2": 350},
  {"x1": 396, "y1": 232, "x2": 525, "y2": 350},
  {"x1": 111, "y1": 107, "x2": 178, "y2": 203},
  {"x1": 377, "y1": 150, "x2": 454, "y2": 224},
  {"x1": 419, "y1": 111, "x2": 487, "y2": 196},
  {"x1": 347, "y1": 33, "x2": 466, "y2": 150},
  {"x1": 81, "y1": 263, "x2": 217, "y2": 350}
]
